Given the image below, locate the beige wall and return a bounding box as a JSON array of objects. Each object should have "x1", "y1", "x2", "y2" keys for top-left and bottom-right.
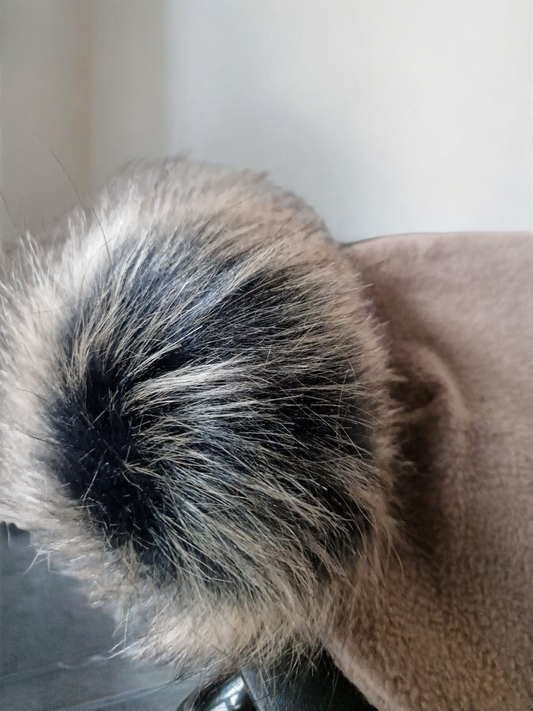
[
  {"x1": 0, "y1": 0, "x2": 94, "y2": 239},
  {"x1": 1, "y1": 0, "x2": 532, "y2": 242},
  {"x1": 0, "y1": 0, "x2": 167, "y2": 240}
]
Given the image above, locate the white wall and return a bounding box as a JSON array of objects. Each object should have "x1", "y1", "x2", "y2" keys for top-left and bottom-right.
[
  {"x1": 1, "y1": 0, "x2": 532, "y2": 242},
  {"x1": 167, "y1": 0, "x2": 532, "y2": 241}
]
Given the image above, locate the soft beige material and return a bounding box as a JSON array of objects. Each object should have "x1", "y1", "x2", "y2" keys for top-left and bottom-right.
[{"x1": 326, "y1": 232, "x2": 533, "y2": 710}]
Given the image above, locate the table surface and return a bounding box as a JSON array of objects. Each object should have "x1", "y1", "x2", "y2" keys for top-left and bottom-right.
[{"x1": 0, "y1": 522, "x2": 195, "y2": 711}]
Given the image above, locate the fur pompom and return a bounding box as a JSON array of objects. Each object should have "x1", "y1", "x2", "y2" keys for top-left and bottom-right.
[{"x1": 0, "y1": 158, "x2": 397, "y2": 678}]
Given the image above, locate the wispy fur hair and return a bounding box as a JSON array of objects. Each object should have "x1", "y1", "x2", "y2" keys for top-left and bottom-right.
[{"x1": 0, "y1": 158, "x2": 397, "y2": 678}]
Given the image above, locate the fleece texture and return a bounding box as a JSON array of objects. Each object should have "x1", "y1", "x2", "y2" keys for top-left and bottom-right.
[{"x1": 325, "y1": 233, "x2": 533, "y2": 710}]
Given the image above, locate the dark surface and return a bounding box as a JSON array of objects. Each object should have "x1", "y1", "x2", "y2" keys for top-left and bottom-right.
[
  {"x1": 243, "y1": 652, "x2": 376, "y2": 711},
  {"x1": 0, "y1": 523, "x2": 195, "y2": 710},
  {"x1": 178, "y1": 652, "x2": 377, "y2": 711}
]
